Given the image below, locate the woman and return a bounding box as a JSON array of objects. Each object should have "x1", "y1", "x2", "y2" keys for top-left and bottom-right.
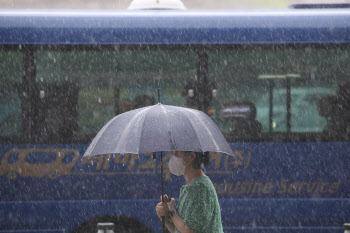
[{"x1": 155, "y1": 151, "x2": 223, "y2": 233}]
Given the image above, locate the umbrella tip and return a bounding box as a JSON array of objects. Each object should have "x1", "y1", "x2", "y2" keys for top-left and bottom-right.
[{"x1": 158, "y1": 88, "x2": 160, "y2": 104}]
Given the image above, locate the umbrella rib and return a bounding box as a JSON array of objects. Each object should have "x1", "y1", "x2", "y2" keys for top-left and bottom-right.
[
  {"x1": 177, "y1": 107, "x2": 206, "y2": 152},
  {"x1": 115, "y1": 106, "x2": 151, "y2": 154},
  {"x1": 138, "y1": 106, "x2": 154, "y2": 154},
  {"x1": 84, "y1": 114, "x2": 119, "y2": 156},
  {"x1": 182, "y1": 108, "x2": 221, "y2": 152}
]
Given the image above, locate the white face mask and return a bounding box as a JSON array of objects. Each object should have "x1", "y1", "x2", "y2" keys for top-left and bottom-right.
[{"x1": 168, "y1": 155, "x2": 186, "y2": 176}]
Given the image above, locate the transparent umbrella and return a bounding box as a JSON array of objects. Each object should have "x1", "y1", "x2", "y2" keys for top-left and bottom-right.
[{"x1": 83, "y1": 95, "x2": 234, "y2": 232}]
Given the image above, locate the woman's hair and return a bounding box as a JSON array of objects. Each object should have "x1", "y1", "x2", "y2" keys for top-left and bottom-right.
[{"x1": 186, "y1": 151, "x2": 210, "y2": 169}]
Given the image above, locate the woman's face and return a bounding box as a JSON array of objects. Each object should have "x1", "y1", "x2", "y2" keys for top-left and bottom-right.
[
  {"x1": 174, "y1": 151, "x2": 186, "y2": 158},
  {"x1": 174, "y1": 151, "x2": 195, "y2": 167}
]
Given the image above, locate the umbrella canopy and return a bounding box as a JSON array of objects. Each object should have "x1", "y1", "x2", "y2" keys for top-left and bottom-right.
[{"x1": 84, "y1": 104, "x2": 233, "y2": 157}]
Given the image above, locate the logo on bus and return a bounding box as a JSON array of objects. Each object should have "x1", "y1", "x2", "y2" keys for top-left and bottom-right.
[
  {"x1": 0, "y1": 148, "x2": 80, "y2": 179},
  {"x1": 0, "y1": 148, "x2": 251, "y2": 180},
  {"x1": 81, "y1": 151, "x2": 251, "y2": 181}
]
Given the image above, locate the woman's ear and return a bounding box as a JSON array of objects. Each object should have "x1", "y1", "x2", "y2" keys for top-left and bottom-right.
[
  {"x1": 189, "y1": 151, "x2": 196, "y2": 163},
  {"x1": 182, "y1": 151, "x2": 196, "y2": 166}
]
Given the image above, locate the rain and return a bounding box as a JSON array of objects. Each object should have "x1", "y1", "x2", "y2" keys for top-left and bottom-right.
[{"x1": 1, "y1": 1, "x2": 350, "y2": 233}]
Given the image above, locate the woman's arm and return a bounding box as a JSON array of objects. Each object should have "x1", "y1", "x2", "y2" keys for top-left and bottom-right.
[
  {"x1": 157, "y1": 196, "x2": 197, "y2": 233},
  {"x1": 171, "y1": 213, "x2": 196, "y2": 233},
  {"x1": 164, "y1": 217, "x2": 176, "y2": 233},
  {"x1": 156, "y1": 200, "x2": 176, "y2": 233}
]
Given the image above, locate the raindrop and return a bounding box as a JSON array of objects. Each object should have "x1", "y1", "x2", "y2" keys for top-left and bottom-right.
[
  {"x1": 39, "y1": 90, "x2": 45, "y2": 99},
  {"x1": 252, "y1": 220, "x2": 257, "y2": 228}
]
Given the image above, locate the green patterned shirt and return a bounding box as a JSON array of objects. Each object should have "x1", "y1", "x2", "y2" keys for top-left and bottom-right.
[{"x1": 175, "y1": 176, "x2": 223, "y2": 233}]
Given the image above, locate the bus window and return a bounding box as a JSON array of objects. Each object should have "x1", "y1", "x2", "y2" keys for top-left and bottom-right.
[
  {"x1": 0, "y1": 51, "x2": 23, "y2": 138},
  {"x1": 36, "y1": 50, "x2": 114, "y2": 137},
  {"x1": 113, "y1": 49, "x2": 197, "y2": 113},
  {"x1": 208, "y1": 46, "x2": 350, "y2": 140},
  {"x1": 18, "y1": 49, "x2": 79, "y2": 144},
  {"x1": 35, "y1": 48, "x2": 197, "y2": 139}
]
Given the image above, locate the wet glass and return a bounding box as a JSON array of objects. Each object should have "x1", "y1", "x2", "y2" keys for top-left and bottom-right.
[
  {"x1": 208, "y1": 46, "x2": 350, "y2": 139},
  {"x1": 0, "y1": 51, "x2": 23, "y2": 137},
  {"x1": 36, "y1": 48, "x2": 197, "y2": 138}
]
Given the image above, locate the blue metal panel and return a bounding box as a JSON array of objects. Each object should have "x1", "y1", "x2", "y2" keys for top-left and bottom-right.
[
  {"x1": 1, "y1": 199, "x2": 349, "y2": 233},
  {"x1": 0, "y1": 10, "x2": 349, "y2": 44},
  {"x1": 1, "y1": 142, "x2": 350, "y2": 232}
]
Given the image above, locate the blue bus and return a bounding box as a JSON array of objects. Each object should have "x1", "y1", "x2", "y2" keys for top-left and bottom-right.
[{"x1": 1, "y1": 7, "x2": 350, "y2": 233}]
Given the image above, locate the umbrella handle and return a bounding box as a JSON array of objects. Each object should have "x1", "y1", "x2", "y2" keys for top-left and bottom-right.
[
  {"x1": 160, "y1": 151, "x2": 170, "y2": 233},
  {"x1": 162, "y1": 216, "x2": 166, "y2": 233},
  {"x1": 161, "y1": 194, "x2": 171, "y2": 232},
  {"x1": 163, "y1": 194, "x2": 171, "y2": 202}
]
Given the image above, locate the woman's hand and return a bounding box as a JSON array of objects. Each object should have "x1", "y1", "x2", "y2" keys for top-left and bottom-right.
[
  {"x1": 155, "y1": 195, "x2": 170, "y2": 220},
  {"x1": 168, "y1": 198, "x2": 176, "y2": 212}
]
